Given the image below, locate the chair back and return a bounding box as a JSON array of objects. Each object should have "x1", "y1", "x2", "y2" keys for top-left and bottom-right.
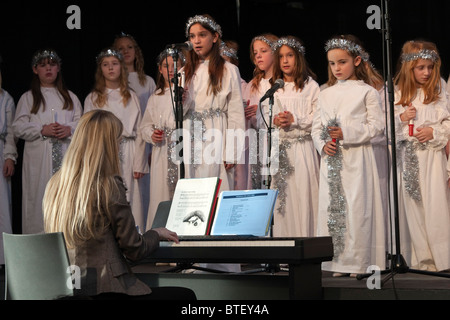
[{"x1": 2, "y1": 232, "x2": 74, "y2": 300}]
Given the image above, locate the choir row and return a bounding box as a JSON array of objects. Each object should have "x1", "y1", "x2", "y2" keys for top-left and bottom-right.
[{"x1": 1, "y1": 14, "x2": 449, "y2": 276}]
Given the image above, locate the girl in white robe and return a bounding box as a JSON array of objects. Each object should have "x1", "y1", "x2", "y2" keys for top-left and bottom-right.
[
  {"x1": 114, "y1": 33, "x2": 156, "y2": 223},
  {"x1": 269, "y1": 36, "x2": 320, "y2": 237},
  {"x1": 242, "y1": 34, "x2": 279, "y2": 191},
  {"x1": 184, "y1": 15, "x2": 245, "y2": 194},
  {"x1": 12, "y1": 49, "x2": 82, "y2": 234},
  {"x1": 0, "y1": 71, "x2": 17, "y2": 264},
  {"x1": 393, "y1": 40, "x2": 450, "y2": 272},
  {"x1": 84, "y1": 48, "x2": 148, "y2": 233},
  {"x1": 311, "y1": 35, "x2": 386, "y2": 276},
  {"x1": 184, "y1": 14, "x2": 245, "y2": 273},
  {"x1": 141, "y1": 49, "x2": 192, "y2": 231}
]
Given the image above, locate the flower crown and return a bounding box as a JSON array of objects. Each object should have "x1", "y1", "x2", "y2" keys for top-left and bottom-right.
[
  {"x1": 324, "y1": 38, "x2": 370, "y2": 62},
  {"x1": 272, "y1": 37, "x2": 305, "y2": 55},
  {"x1": 96, "y1": 48, "x2": 123, "y2": 64},
  {"x1": 401, "y1": 49, "x2": 439, "y2": 63},
  {"x1": 185, "y1": 15, "x2": 222, "y2": 38},
  {"x1": 31, "y1": 50, "x2": 61, "y2": 67}
]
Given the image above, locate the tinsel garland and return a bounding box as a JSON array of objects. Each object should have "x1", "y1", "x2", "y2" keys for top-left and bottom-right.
[
  {"x1": 401, "y1": 140, "x2": 423, "y2": 201},
  {"x1": 155, "y1": 126, "x2": 178, "y2": 197},
  {"x1": 272, "y1": 135, "x2": 311, "y2": 216},
  {"x1": 119, "y1": 137, "x2": 136, "y2": 166},
  {"x1": 51, "y1": 139, "x2": 63, "y2": 175},
  {"x1": 320, "y1": 118, "x2": 347, "y2": 258},
  {"x1": 187, "y1": 108, "x2": 226, "y2": 170}
]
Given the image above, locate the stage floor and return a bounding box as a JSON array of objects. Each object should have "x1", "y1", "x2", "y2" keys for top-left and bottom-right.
[
  {"x1": 132, "y1": 263, "x2": 450, "y2": 300},
  {"x1": 1, "y1": 263, "x2": 449, "y2": 300}
]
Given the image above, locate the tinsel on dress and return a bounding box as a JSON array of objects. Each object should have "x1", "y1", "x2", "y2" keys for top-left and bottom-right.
[
  {"x1": 272, "y1": 135, "x2": 311, "y2": 216},
  {"x1": 187, "y1": 108, "x2": 226, "y2": 169},
  {"x1": 400, "y1": 140, "x2": 423, "y2": 201},
  {"x1": 163, "y1": 127, "x2": 178, "y2": 197},
  {"x1": 320, "y1": 118, "x2": 347, "y2": 258},
  {"x1": 51, "y1": 139, "x2": 63, "y2": 175}
]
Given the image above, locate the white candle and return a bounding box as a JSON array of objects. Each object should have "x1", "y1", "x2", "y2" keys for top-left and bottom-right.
[
  {"x1": 180, "y1": 71, "x2": 185, "y2": 88},
  {"x1": 51, "y1": 108, "x2": 55, "y2": 123}
]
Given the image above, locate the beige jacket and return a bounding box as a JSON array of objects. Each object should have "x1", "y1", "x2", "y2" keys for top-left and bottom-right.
[{"x1": 68, "y1": 176, "x2": 159, "y2": 297}]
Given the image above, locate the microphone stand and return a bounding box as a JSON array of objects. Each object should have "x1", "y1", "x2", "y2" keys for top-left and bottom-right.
[
  {"x1": 170, "y1": 49, "x2": 185, "y2": 179},
  {"x1": 264, "y1": 95, "x2": 274, "y2": 191},
  {"x1": 241, "y1": 94, "x2": 280, "y2": 275},
  {"x1": 357, "y1": 0, "x2": 450, "y2": 284}
]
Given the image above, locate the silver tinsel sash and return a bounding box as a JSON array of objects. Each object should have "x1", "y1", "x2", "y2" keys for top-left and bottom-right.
[
  {"x1": 399, "y1": 140, "x2": 423, "y2": 201},
  {"x1": 187, "y1": 108, "x2": 226, "y2": 169},
  {"x1": 153, "y1": 125, "x2": 178, "y2": 197},
  {"x1": 273, "y1": 134, "x2": 311, "y2": 216},
  {"x1": 320, "y1": 118, "x2": 347, "y2": 258},
  {"x1": 119, "y1": 136, "x2": 136, "y2": 165},
  {"x1": 51, "y1": 139, "x2": 63, "y2": 175}
]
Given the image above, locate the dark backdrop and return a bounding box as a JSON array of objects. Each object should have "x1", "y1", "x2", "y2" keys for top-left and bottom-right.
[{"x1": 1, "y1": 0, "x2": 449, "y2": 232}]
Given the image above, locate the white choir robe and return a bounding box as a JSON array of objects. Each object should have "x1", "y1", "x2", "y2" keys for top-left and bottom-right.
[
  {"x1": 371, "y1": 86, "x2": 391, "y2": 250},
  {"x1": 0, "y1": 90, "x2": 17, "y2": 264},
  {"x1": 270, "y1": 78, "x2": 320, "y2": 237},
  {"x1": 312, "y1": 80, "x2": 387, "y2": 274},
  {"x1": 13, "y1": 88, "x2": 82, "y2": 234},
  {"x1": 128, "y1": 72, "x2": 156, "y2": 231},
  {"x1": 184, "y1": 60, "x2": 245, "y2": 273},
  {"x1": 84, "y1": 89, "x2": 149, "y2": 233},
  {"x1": 393, "y1": 86, "x2": 450, "y2": 272},
  {"x1": 184, "y1": 60, "x2": 246, "y2": 194},
  {"x1": 140, "y1": 87, "x2": 192, "y2": 230},
  {"x1": 242, "y1": 78, "x2": 273, "y2": 190}
]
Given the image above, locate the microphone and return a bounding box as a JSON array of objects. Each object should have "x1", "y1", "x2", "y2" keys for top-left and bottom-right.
[
  {"x1": 166, "y1": 41, "x2": 193, "y2": 51},
  {"x1": 409, "y1": 120, "x2": 414, "y2": 136},
  {"x1": 260, "y1": 79, "x2": 285, "y2": 102}
]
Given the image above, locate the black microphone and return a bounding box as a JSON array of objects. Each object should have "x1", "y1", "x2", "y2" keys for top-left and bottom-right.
[
  {"x1": 260, "y1": 79, "x2": 285, "y2": 102},
  {"x1": 166, "y1": 41, "x2": 193, "y2": 51}
]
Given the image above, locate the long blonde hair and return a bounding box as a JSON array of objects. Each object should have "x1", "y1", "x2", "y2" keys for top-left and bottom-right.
[
  {"x1": 43, "y1": 110, "x2": 123, "y2": 248},
  {"x1": 394, "y1": 40, "x2": 442, "y2": 106}
]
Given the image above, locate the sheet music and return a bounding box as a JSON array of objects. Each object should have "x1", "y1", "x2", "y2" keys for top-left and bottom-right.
[{"x1": 165, "y1": 177, "x2": 220, "y2": 236}]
